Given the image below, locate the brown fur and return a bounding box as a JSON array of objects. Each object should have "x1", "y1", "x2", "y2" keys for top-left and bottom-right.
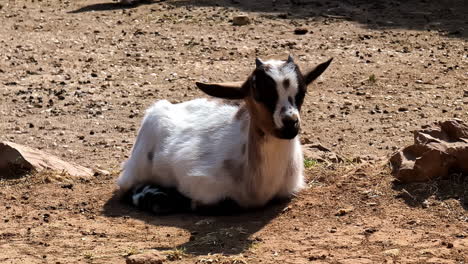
[
  {"x1": 234, "y1": 104, "x2": 248, "y2": 121},
  {"x1": 245, "y1": 97, "x2": 277, "y2": 136},
  {"x1": 243, "y1": 123, "x2": 268, "y2": 202},
  {"x1": 222, "y1": 159, "x2": 244, "y2": 183}
]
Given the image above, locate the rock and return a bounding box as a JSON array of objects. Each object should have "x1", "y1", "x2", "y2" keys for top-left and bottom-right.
[
  {"x1": 398, "y1": 107, "x2": 409, "y2": 112},
  {"x1": 126, "y1": 251, "x2": 165, "y2": 264},
  {"x1": 389, "y1": 119, "x2": 468, "y2": 182},
  {"x1": 463, "y1": 90, "x2": 468, "y2": 97},
  {"x1": 93, "y1": 168, "x2": 110, "y2": 176},
  {"x1": 0, "y1": 141, "x2": 93, "y2": 178},
  {"x1": 382, "y1": 249, "x2": 400, "y2": 257},
  {"x1": 335, "y1": 207, "x2": 354, "y2": 216},
  {"x1": 232, "y1": 15, "x2": 250, "y2": 26},
  {"x1": 294, "y1": 28, "x2": 308, "y2": 35}
]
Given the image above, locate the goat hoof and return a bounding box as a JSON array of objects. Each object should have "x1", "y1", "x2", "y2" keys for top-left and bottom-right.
[{"x1": 131, "y1": 185, "x2": 191, "y2": 214}]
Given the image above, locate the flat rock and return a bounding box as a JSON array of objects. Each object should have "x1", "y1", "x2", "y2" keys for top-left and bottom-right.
[
  {"x1": 389, "y1": 119, "x2": 468, "y2": 182},
  {"x1": 0, "y1": 141, "x2": 93, "y2": 178},
  {"x1": 126, "y1": 251, "x2": 165, "y2": 264}
]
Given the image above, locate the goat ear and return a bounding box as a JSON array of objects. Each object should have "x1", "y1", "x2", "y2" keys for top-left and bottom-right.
[
  {"x1": 304, "y1": 58, "x2": 333, "y2": 85},
  {"x1": 195, "y1": 81, "x2": 246, "y2": 99}
]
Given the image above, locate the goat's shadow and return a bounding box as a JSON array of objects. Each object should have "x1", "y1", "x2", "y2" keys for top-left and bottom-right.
[
  {"x1": 392, "y1": 173, "x2": 468, "y2": 210},
  {"x1": 68, "y1": 0, "x2": 160, "y2": 14},
  {"x1": 103, "y1": 192, "x2": 288, "y2": 255}
]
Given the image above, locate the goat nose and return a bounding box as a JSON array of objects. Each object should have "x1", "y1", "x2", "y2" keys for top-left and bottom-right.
[{"x1": 282, "y1": 116, "x2": 299, "y2": 128}]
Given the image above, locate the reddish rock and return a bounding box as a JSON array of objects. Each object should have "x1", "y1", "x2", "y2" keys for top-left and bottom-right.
[{"x1": 390, "y1": 119, "x2": 468, "y2": 182}]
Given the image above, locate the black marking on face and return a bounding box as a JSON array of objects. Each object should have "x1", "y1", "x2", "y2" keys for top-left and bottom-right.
[
  {"x1": 288, "y1": 96, "x2": 293, "y2": 104},
  {"x1": 280, "y1": 106, "x2": 286, "y2": 113},
  {"x1": 252, "y1": 68, "x2": 278, "y2": 113},
  {"x1": 294, "y1": 66, "x2": 307, "y2": 111},
  {"x1": 283, "y1": 78, "x2": 290, "y2": 90}
]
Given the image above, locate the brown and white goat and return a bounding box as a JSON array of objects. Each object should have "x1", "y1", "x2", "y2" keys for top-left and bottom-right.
[{"x1": 117, "y1": 56, "x2": 332, "y2": 213}]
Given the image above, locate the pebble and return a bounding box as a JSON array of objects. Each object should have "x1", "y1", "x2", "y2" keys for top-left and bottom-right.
[
  {"x1": 232, "y1": 15, "x2": 250, "y2": 26},
  {"x1": 335, "y1": 207, "x2": 354, "y2": 216},
  {"x1": 398, "y1": 107, "x2": 409, "y2": 112},
  {"x1": 383, "y1": 249, "x2": 400, "y2": 257},
  {"x1": 294, "y1": 28, "x2": 308, "y2": 35}
]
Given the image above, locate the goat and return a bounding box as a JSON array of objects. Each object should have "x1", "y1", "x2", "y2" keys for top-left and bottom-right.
[{"x1": 117, "y1": 55, "x2": 333, "y2": 214}]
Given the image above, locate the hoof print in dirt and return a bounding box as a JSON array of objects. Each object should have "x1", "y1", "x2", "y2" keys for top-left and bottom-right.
[{"x1": 390, "y1": 119, "x2": 468, "y2": 183}]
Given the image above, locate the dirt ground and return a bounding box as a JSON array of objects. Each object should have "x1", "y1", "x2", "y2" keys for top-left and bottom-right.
[{"x1": 0, "y1": 0, "x2": 467, "y2": 263}]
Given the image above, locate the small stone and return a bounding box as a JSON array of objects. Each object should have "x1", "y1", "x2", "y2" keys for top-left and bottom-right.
[
  {"x1": 383, "y1": 249, "x2": 400, "y2": 257},
  {"x1": 463, "y1": 90, "x2": 468, "y2": 97},
  {"x1": 335, "y1": 207, "x2": 354, "y2": 216},
  {"x1": 294, "y1": 28, "x2": 308, "y2": 35},
  {"x1": 93, "y1": 169, "x2": 110, "y2": 176},
  {"x1": 232, "y1": 15, "x2": 250, "y2": 26},
  {"x1": 365, "y1": 227, "x2": 378, "y2": 234},
  {"x1": 398, "y1": 107, "x2": 409, "y2": 112},
  {"x1": 126, "y1": 251, "x2": 165, "y2": 264}
]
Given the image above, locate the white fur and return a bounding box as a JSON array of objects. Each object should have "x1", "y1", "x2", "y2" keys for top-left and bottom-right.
[{"x1": 117, "y1": 97, "x2": 305, "y2": 208}]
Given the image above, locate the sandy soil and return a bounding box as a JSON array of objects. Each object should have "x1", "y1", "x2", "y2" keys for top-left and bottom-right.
[{"x1": 0, "y1": 0, "x2": 467, "y2": 263}]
